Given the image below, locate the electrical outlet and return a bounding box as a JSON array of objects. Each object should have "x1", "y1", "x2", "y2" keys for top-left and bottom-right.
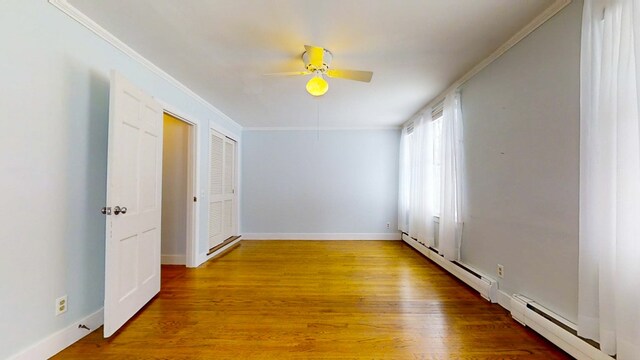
[
  {"x1": 56, "y1": 295, "x2": 68, "y2": 316},
  {"x1": 497, "y1": 264, "x2": 504, "y2": 279},
  {"x1": 386, "y1": 222, "x2": 390, "y2": 229}
]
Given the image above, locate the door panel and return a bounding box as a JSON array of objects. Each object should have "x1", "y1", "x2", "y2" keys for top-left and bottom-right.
[
  {"x1": 139, "y1": 228, "x2": 157, "y2": 284},
  {"x1": 223, "y1": 139, "x2": 237, "y2": 238},
  {"x1": 209, "y1": 134, "x2": 223, "y2": 195},
  {"x1": 104, "y1": 71, "x2": 162, "y2": 337},
  {"x1": 224, "y1": 141, "x2": 234, "y2": 194},
  {"x1": 209, "y1": 202, "x2": 223, "y2": 238},
  {"x1": 208, "y1": 131, "x2": 225, "y2": 248},
  {"x1": 140, "y1": 131, "x2": 159, "y2": 210}
]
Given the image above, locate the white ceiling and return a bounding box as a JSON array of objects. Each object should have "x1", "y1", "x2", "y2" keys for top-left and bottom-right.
[{"x1": 69, "y1": 0, "x2": 554, "y2": 129}]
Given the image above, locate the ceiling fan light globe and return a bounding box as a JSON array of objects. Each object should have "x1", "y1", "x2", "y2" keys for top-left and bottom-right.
[{"x1": 306, "y1": 76, "x2": 329, "y2": 97}]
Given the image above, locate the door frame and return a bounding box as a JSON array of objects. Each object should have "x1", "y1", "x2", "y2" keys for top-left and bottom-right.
[
  {"x1": 156, "y1": 100, "x2": 199, "y2": 268},
  {"x1": 155, "y1": 99, "x2": 241, "y2": 267}
]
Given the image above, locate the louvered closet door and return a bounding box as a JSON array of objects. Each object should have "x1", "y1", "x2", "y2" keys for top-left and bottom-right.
[
  {"x1": 208, "y1": 130, "x2": 237, "y2": 248},
  {"x1": 222, "y1": 139, "x2": 236, "y2": 237}
]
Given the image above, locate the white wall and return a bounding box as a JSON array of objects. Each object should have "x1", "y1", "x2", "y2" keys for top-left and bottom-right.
[
  {"x1": 0, "y1": 0, "x2": 241, "y2": 358},
  {"x1": 459, "y1": 0, "x2": 581, "y2": 322},
  {"x1": 241, "y1": 130, "x2": 400, "y2": 237},
  {"x1": 161, "y1": 115, "x2": 189, "y2": 262}
]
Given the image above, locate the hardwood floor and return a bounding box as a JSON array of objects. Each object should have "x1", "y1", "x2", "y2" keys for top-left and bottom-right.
[{"x1": 55, "y1": 240, "x2": 571, "y2": 359}]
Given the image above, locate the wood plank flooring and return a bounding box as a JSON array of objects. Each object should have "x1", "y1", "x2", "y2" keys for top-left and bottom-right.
[{"x1": 55, "y1": 240, "x2": 571, "y2": 359}]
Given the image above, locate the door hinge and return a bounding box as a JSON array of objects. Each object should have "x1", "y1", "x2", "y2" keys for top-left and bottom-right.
[
  {"x1": 193, "y1": 196, "x2": 197, "y2": 202},
  {"x1": 101, "y1": 207, "x2": 112, "y2": 215}
]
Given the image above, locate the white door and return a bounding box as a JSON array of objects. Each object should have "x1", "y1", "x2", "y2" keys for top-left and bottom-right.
[
  {"x1": 222, "y1": 138, "x2": 236, "y2": 238},
  {"x1": 104, "y1": 71, "x2": 163, "y2": 337},
  {"x1": 208, "y1": 130, "x2": 236, "y2": 248}
]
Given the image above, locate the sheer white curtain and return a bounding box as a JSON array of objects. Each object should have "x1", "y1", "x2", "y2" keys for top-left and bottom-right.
[
  {"x1": 398, "y1": 114, "x2": 436, "y2": 246},
  {"x1": 579, "y1": 0, "x2": 640, "y2": 358},
  {"x1": 398, "y1": 126, "x2": 411, "y2": 233},
  {"x1": 438, "y1": 91, "x2": 464, "y2": 261}
]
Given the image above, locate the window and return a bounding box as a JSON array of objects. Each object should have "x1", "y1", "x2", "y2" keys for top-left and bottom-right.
[{"x1": 398, "y1": 126, "x2": 413, "y2": 232}]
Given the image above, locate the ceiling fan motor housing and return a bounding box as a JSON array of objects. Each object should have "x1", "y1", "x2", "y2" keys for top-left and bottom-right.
[{"x1": 302, "y1": 49, "x2": 333, "y2": 73}]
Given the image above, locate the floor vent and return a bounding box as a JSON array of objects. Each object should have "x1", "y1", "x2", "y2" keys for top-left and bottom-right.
[{"x1": 510, "y1": 295, "x2": 613, "y2": 360}]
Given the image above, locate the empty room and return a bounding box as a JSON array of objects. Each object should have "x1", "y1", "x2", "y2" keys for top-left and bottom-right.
[{"x1": 1, "y1": 0, "x2": 639, "y2": 359}]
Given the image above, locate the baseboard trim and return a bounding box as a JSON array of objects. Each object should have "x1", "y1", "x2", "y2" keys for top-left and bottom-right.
[
  {"x1": 8, "y1": 308, "x2": 103, "y2": 360},
  {"x1": 161, "y1": 254, "x2": 186, "y2": 265},
  {"x1": 197, "y1": 237, "x2": 242, "y2": 266},
  {"x1": 242, "y1": 233, "x2": 401, "y2": 240}
]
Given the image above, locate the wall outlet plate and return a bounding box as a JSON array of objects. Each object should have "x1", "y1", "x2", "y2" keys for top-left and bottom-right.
[
  {"x1": 497, "y1": 264, "x2": 505, "y2": 278},
  {"x1": 386, "y1": 222, "x2": 390, "y2": 229},
  {"x1": 55, "y1": 295, "x2": 68, "y2": 316}
]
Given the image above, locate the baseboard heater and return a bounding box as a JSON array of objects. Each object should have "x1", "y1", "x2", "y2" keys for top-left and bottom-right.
[
  {"x1": 402, "y1": 233, "x2": 497, "y2": 302},
  {"x1": 403, "y1": 233, "x2": 614, "y2": 359},
  {"x1": 510, "y1": 295, "x2": 613, "y2": 360}
]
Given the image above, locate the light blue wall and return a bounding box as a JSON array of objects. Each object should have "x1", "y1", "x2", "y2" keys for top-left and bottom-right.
[
  {"x1": 241, "y1": 130, "x2": 400, "y2": 234},
  {"x1": 459, "y1": 0, "x2": 582, "y2": 322},
  {"x1": 0, "y1": 1, "x2": 240, "y2": 358}
]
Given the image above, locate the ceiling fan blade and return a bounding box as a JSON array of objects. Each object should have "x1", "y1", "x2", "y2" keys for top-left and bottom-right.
[
  {"x1": 326, "y1": 69, "x2": 373, "y2": 83},
  {"x1": 264, "y1": 71, "x2": 311, "y2": 76},
  {"x1": 304, "y1": 45, "x2": 325, "y2": 67}
]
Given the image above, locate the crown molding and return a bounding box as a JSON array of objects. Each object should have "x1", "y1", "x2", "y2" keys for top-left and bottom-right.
[
  {"x1": 243, "y1": 126, "x2": 401, "y2": 131},
  {"x1": 48, "y1": 0, "x2": 241, "y2": 131},
  {"x1": 49, "y1": 0, "x2": 570, "y2": 131},
  {"x1": 402, "y1": 0, "x2": 572, "y2": 128},
  {"x1": 242, "y1": 233, "x2": 401, "y2": 240}
]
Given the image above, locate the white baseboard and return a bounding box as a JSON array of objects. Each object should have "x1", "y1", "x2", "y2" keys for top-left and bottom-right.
[
  {"x1": 197, "y1": 237, "x2": 242, "y2": 266},
  {"x1": 242, "y1": 233, "x2": 401, "y2": 240},
  {"x1": 9, "y1": 308, "x2": 103, "y2": 360},
  {"x1": 161, "y1": 254, "x2": 186, "y2": 265}
]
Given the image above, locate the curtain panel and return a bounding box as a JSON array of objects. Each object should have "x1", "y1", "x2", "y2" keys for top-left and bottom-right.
[
  {"x1": 398, "y1": 114, "x2": 436, "y2": 246},
  {"x1": 579, "y1": 0, "x2": 640, "y2": 357},
  {"x1": 438, "y1": 91, "x2": 464, "y2": 261}
]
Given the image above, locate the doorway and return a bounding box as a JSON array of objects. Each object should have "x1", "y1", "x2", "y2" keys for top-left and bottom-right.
[{"x1": 161, "y1": 112, "x2": 196, "y2": 266}]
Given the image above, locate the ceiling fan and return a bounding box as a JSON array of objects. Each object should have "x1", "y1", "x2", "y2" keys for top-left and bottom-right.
[{"x1": 267, "y1": 45, "x2": 373, "y2": 97}]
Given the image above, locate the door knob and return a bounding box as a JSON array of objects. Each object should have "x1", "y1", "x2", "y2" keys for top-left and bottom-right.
[{"x1": 113, "y1": 206, "x2": 127, "y2": 215}]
